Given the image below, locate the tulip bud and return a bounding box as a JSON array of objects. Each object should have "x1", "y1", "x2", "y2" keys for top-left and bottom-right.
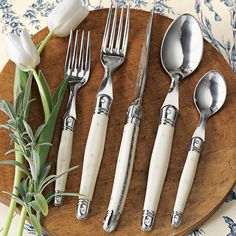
[
  {"x1": 48, "y1": 0, "x2": 89, "y2": 37},
  {"x1": 5, "y1": 29, "x2": 40, "y2": 71}
]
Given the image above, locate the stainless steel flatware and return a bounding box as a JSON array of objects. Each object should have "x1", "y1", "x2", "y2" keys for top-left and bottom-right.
[
  {"x1": 77, "y1": 4, "x2": 130, "y2": 220},
  {"x1": 54, "y1": 30, "x2": 91, "y2": 206},
  {"x1": 171, "y1": 70, "x2": 227, "y2": 227},
  {"x1": 141, "y1": 14, "x2": 203, "y2": 231},
  {"x1": 103, "y1": 13, "x2": 153, "y2": 233}
]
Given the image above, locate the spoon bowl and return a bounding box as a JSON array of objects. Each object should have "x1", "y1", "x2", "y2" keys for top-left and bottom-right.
[
  {"x1": 161, "y1": 13, "x2": 203, "y2": 79},
  {"x1": 194, "y1": 70, "x2": 227, "y2": 119}
]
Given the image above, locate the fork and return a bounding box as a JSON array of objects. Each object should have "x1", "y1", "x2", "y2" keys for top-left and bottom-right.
[
  {"x1": 54, "y1": 30, "x2": 91, "y2": 206},
  {"x1": 76, "y1": 4, "x2": 130, "y2": 220}
]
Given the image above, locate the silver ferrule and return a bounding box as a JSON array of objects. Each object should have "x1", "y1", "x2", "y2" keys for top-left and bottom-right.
[
  {"x1": 76, "y1": 199, "x2": 91, "y2": 220},
  {"x1": 63, "y1": 116, "x2": 76, "y2": 131},
  {"x1": 141, "y1": 210, "x2": 155, "y2": 231},
  {"x1": 189, "y1": 137, "x2": 204, "y2": 153},
  {"x1": 94, "y1": 94, "x2": 112, "y2": 116},
  {"x1": 125, "y1": 99, "x2": 142, "y2": 125},
  {"x1": 171, "y1": 211, "x2": 183, "y2": 228},
  {"x1": 103, "y1": 210, "x2": 120, "y2": 233},
  {"x1": 160, "y1": 105, "x2": 178, "y2": 127},
  {"x1": 54, "y1": 191, "x2": 63, "y2": 207}
]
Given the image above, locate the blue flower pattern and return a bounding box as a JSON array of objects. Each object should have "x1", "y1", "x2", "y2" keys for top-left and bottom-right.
[
  {"x1": 0, "y1": 0, "x2": 236, "y2": 235},
  {"x1": 23, "y1": 0, "x2": 60, "y2": 30},
  {"x1": 0, "y1": 0, "x2": 24, "y2": 35},
  {"x1": 195, "y1": 0, "x2": 236, "y2": 73}
]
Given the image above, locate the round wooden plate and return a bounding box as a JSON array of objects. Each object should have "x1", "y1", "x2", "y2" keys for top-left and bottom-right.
[{"x1": 0, "y1": 9, "x2": 236, "y2": 236}]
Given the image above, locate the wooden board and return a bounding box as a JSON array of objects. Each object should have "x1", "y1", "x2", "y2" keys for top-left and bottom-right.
[{"x1": 0, "y1": 9, "x2": 236, "y2": 236}]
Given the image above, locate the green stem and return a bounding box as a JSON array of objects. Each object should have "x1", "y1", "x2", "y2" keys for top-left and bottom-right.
[
  {"x1": 31, "y1": 69, "x2": 50, "y2": 122},
  {"x1": 2, "y1": 144, "x2": 23, "y2": 236},
  {"x1": 17, "y1": 206, "x2": 27, "y2": 236},
  {"x1": 37, "y1": 31, "x2": 54, "y2": 54}
]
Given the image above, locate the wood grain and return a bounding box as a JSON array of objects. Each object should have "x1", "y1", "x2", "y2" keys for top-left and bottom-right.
[{"x1": 0, "y1": 9, "x2": 236, "y2": 236}]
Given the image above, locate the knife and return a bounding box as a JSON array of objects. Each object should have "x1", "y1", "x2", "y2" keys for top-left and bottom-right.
[{"x1": 103, "y1": 12, "x2": 153, "y2": 233}]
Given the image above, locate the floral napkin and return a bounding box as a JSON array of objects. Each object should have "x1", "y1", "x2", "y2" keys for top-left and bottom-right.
[{"x1": 0, "y1": 0, "x2": 235, "y2": 236}]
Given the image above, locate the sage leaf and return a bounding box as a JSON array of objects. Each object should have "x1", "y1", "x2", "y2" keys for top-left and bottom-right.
[
  {"x1": 0, "y1": 160, "x2": 31, "y2": 177},
  {"x1": 34, "y1": 193, "x2": 48, "y2": 216},
  {"x1": 23, "y1": 120, "x2": 34, "y2": 142},
  {"x1": 29, "y1": 214, "x2": 42, "y2": 234},
  {"x1": 29, "y1": 200, "x2": 41, "y2": 212}
]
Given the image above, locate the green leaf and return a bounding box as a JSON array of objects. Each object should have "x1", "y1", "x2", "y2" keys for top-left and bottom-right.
[
  {"x1": 29, "y1": 214, "x2": 42, "y2": 234},
  {"x1": 2, "y1": 191, "x2": 26, "y2": 207},
  {"x1": 13, "y1": 67, "x2": 29, "y2": 102},
  {"x1": 4, "y1": 149, "x2": 18, "y2": 156},
  {"x1": 0, "y1": 160, "x2": 31, "y2": 177},
  {"x1": 22, "y1": 74, "x2": 32, "y2": 120},
  {"x1": 39, "y1": 161, "x2": 51, "y2": 183},
  {"x1": 40, "y1": 165, "x2": 78, "y2": 192},
  {"x1": 47, "y1": 192, "x2": 83, "y2": 203},
  {"x1": 23, "y1": 120, "x2": 34, "y2": 142},
  {"x1": 38, "y1": 77, "x2": 68, "y2": 167},
  {"x1": 52, "y1": 76, "x2": 68, "y2": 107},
  {"x1": 38, "y1": 70, "x2": 53, "y2": 113},
  {"x1": 35, "y1": 124, "x2": 46, "y2": 139},
  {"x1": 34, "y1": 193, "x2": 48, "y2": 216},
  {"x1": 0, "y1": 101, "x2": 15, "y2": 121},
  {"x1": 32, "y1": 149, "x2": 40, "y2": 177},
  {"x1": 13, "y1": 91, "x2": 23, "y2": 116},
  {"x1": 29, "y1": 200, "x2": 41, "y2": 212}
]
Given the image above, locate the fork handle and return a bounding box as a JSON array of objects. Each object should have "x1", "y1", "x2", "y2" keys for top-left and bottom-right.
[
  {"x1": 54, "y1": 128, "x2": 74, "y2": 206},
  {"x1": 77, "y1": 113, "x2": 108, "y2": 220}
]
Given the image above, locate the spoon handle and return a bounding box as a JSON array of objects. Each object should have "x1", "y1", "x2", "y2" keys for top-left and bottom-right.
[
  {"x1": 171, "y1": 136, "x2": 203, "y2": 228},
  {"x1": 141, "y1": 123, "x2": 175, "y2": 231}
]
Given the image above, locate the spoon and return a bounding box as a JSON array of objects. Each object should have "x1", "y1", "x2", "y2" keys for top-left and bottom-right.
[
  {"x1": 141, "y1": 14, "x2": 203, "y2": 231},
  {"x1": 171, "y1": 70, "x2": 227, "y2": 228}
]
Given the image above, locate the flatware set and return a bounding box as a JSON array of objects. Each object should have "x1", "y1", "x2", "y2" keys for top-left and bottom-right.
[{"x1": 54, "y1": 5, "x2": 227, "y2": 232}]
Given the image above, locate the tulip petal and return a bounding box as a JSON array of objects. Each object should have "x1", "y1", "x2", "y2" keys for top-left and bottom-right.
[
  {"x1": 20, "y1": 29, "x2": 40, "y2": 68},
  {"x1": 5, "y1": 33, "x2": 33, "y2": 71},
  {"x1": 52, "y1": 6, "x2": 89, "y2": 37},
  {"x1": 48, "y1": 0, "x2": 88, "y2": 37}
]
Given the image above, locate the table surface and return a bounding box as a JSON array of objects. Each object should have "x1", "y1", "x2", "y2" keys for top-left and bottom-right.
[{"x1": 0, "y1": 1, "x2": 236, "y2": 236}]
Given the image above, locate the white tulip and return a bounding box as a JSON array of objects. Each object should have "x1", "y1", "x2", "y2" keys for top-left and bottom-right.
[
  {"x1": 48, "y1": 0, "x2": 89, "y2": 37},
  {"x1": 5, "y1": 29, "x2": 40, "y2": 72}
]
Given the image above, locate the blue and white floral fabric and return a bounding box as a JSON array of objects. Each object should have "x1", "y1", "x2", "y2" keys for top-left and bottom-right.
[
  {"x1": 0, "y1": 0, "x2": 235, "y2": 73},
  {"x1": 0, "y1": 0, "x2": 236, "y2": 235}
]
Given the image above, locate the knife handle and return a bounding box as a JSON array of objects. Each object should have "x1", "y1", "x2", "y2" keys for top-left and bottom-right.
[
  {"x1": 171, "y1": 137, "x2": 203, "y2": 228},
  {"x1": 141, "y1": 123, "x2": 175, "y2": 231},
  {"x1": 54, "y1": 129, "x2": 74, "y2": 206},
  {"x1": 77, "y1": 113, "x2": 108, "y2": 220},
  {"x1": 103, "y1": 122, "x2": 139, "y2": 233}
]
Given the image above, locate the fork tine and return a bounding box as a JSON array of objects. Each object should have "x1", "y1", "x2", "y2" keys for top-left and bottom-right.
[
  {"x1": 64, "y1": 30, "x2": 73, "y2": 73},
  {"x1": 71, "y1": 30, "x2": 79, "y2": 72},
  {"x1": 85, "y1": 31, "x2": 91, "y2": 73},
  {"x1": 115, "y1": 5, "x2": 124, "y2": 53},
  {"x1": 108, "y1": 3, "x2": 118, "y2": 51},
  {"x1": 78, "y1": 31, "x2": 85, "y2": 72},
  {"x1": 102, "y1": 5, "x2": 112, "y2": 52},
  {"x1": 121, "y1": 5, "x2": 130, "y2": 56}
]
